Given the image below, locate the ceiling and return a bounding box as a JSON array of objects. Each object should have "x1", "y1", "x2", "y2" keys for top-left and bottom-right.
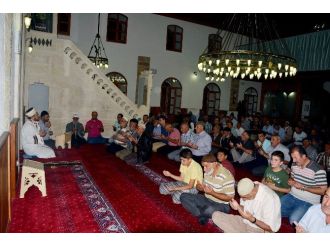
[{"x1": 158, "y1": 13, "x2": 330, "y2": 39}]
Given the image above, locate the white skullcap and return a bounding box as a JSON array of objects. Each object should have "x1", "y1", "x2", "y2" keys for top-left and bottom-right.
[
  {"x1": 237, "y1": 178, "x2": 255, "y2": 196},
  {"x1": 25, "y1": 107, "x2": 37, "y2": 118},
  {"x1": 138, "y1": 123, "x2": 146, "y2": 129},
  {"x1": 73, "y1": 113, "x2": 79, "y2": 118}
]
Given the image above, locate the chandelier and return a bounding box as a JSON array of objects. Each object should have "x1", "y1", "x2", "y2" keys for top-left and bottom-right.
[
  {"x1": 88, "y1": 13, "x2": 109, "y2": 69},
  {"x1": 198, "y1": 14, "x2": 298, "y2": 82}
]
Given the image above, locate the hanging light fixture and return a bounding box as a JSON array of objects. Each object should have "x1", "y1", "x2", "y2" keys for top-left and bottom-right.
[
  {"x1": 198, "y1": 14, "x2": 298, "y2": 81},
  {"x1": 28, "y1": 37, "x2": 33, "y2": 53},
  {"x1": 88, "y1": 13, "x2": 109, "y2": 69},
  {"x1": 24, "y1": 14, "x2": 32, "y2": 31}
]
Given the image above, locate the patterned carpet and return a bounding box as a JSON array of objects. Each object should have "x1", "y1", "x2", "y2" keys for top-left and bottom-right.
[{"x1": 10, "y1": 144, "x2": 294, "y2": 233}]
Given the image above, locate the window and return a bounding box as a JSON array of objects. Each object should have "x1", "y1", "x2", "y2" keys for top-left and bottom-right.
[
  {"x1": 106, "y1": 72, "x2": 127, "y2": 95},
  {"x1": 166, "y1": 25, "x2": 183, "y2": 52},
  {"x1": 57, "y1": 13, "x2": 71, "y2": 35},
  {"x1": 160, "y1": 78, "x2": 182, "y2": 115},
  {"x1": 208, "y1": 34, "x2": 222, "y2": 53},
  {"x1": 244, "y1": 87, "x2": 258, "y2": 115},
  {"x1": 31, "y1": 14, "x2": 53, "y2": 33},
  {"x1": 203, "y1": 83, "x2": 221, "y2": 116},
  {"x1": 106, "y1": 14, "x2": 128, "y2": 43}
]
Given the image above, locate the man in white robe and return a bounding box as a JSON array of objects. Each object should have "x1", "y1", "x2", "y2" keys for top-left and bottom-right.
[{"x1": 21, "y1": 107, "x2": 56, "y2": 158}]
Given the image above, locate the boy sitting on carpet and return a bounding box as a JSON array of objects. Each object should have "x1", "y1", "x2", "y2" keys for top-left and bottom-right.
[
  {"x1": 262, "y1": 150, "x2": 290, "y2": 198},
  {"x1": 159, "y1": 149, "x2": 203, "y2": 204}
]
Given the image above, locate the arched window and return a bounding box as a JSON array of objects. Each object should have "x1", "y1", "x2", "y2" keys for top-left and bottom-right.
[
  {"x1": 106, "y1": 14, "x2": 128, "y2": 43},
  {"x1": 106, "y1": 72, "x2": 127, "y2": 95},
  {"x1": 160, "y1": 78, "x2": 182, "y2": 115},
  {"x1": 244, "y1": 87, "x2": 258, "y2": 115},
  {"x1": 203, "y1": 83, "x2": 221, "y2": 116},
  {"x1": 166, "y1": 25, "x2": 183, "y2": 52}
]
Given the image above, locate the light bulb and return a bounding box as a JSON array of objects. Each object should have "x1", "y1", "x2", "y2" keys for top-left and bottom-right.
[
  {"x1": 225, "y1": 72, "x2": 229, "y2": 77},
  {"x1": 206, "y1": 76, "x2": 210, "y2": 81},
  {"x1": 257, "y1": 73, "x2": 261, "y2": 79},
  {"x1": 285, "y1": 72, "x2": 288, "y2": 77},
  {"x1": 225, "y1": 59, "x2": 230, "y2": 65},
  {"x1": 207, "y1": 68, "x2": 211, "y2": 73},
  {"x1": 105, "y1": 64, "x2": 109, "y2": 69},
  {"x1": 230, "y1": 70, "x2": 234, "y2": 76},
  {"x1": 278, "y1": 63, "x2": 282, "y2": 70},
  {"x1": 209, "y1": 60, "x2": 212, "y2": 66},
  {"x1": 228, "y1": 66, "x2": 232, "y2": 72},
  {"x1": 203, "y1": 67, "x2": 206, "y2": 72},
  {"x1": 241, "y1": 73, "x2": 246, "y2": 79},
  {"x1": 249, "y1": 74, "x2": 254, "y2": 79},
  {"x1": 236, "y1": 59, "x2": 240, "y2": 65},
  {"x1": 258, "y1": 60, "x2": 262, "y2": 67},
  {"x1": 211, "y1": 77, "x2": 214, "y2": 81},
  {"x1": 216, "y1": 59, "x2": 220, "y2": 65},
  {"x1": 236, "y1": 67, "x2": 241, "y2": 73},
  {"x1": 220, "y1": 78, "x2": 225, "y2": 82},
  {"x1": 198, "y1": 63, "x2": 203, "y2": 71},
  {"x1": 216, "y1": 77, "x2": 220, "y2": 82},
  {"x1": 28, "y1": 45, "x2": 33, "y2": 53},
  {"x1": 264, "y1": 74, "x2": 268, "y2": 79},
  {"x1": 285, "y1": 64, "x2": 289, "y2": 71},
  {"x1": 24, "y1": 16, "x2": 32, "y2": 29},
  {"x1": 279, "y1": 72, "x2": 283, "y2": 78},
  {"x1": 265, "y1": 68, "x2": 269, "y2": 74},
  {"x1": 247, "y1": 59, "x2": 251, "y2": 66}
]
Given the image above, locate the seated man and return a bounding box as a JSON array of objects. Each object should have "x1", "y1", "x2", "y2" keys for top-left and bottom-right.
[
  {"x1": 262, "y1": 151, "x2": 290, "y2": 198},
  {"x1": 65, "y1": 113, "x2": 86, "y2": 147},
  {"x1": 157, "y1": 123, "x2": 181, "y2": 156},
  {"x1": 210, "y1": 124, "x2": 222, "y2": 154},
  {"x1": 124, "y1": 124, "x2": 153, "y2": 165},
  {"x1": 168, "y1": 122, "x2": 197, "y2": 162},
  {"x1": 85, "y1": 111, "x2": 107, "y2": 144},
  {"x1": 212, "y1": 178, "x2": 281, "y2": 233},
  {"x1": 21, "y1": 107, "x2": 56, "y2": 158},
  {"x1": 281, "y1": 145, "x2": 327, "y2": 225},
  {"x1": 185, "y1": 121, "x2": 212, "y2": 164},
  {"x1": 159, "y1": 149, "x2": 203, "y2": 204},
  {"x1": 296, "y1": 186, "x2": 330, "y2": 233},
  {"x1": 115, "y1": 118, "x2": 139, "y2": 160},
  {"x1": 302, "y1": 137, "x2": 318, "y2": 161},
  {"x1": 39, "y1": 110, "x2": 55, "y2": 149},
  {"x1": 230, "y1": 131, "x2": 255, "y2": 165},
  {"x1": 112, "y1": 113, "x2": 123, "y2": 132},
  {"x1": 180, "y1": 154, "x2": 235, "y2": 225}
]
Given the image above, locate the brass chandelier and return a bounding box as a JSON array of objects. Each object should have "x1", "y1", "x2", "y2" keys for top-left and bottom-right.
[{"x1": 198, "y1": 14, "x2": 298, "y2": 82}]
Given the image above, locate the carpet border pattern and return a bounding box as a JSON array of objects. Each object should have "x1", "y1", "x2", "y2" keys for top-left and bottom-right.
[{"x1": 71, "y1": 163, "x2": 129, "y2": 233}]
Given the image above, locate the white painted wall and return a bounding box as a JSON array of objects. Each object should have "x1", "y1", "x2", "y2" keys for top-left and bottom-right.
[{"x1": 70, "y1": 13, "x2": 219, "y2": 110}]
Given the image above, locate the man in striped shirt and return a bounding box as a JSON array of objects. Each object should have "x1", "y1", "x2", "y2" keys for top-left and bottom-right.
[
  {"x1": 316, "y1": 142, "x2": 330, "y2": 186},
  {"x1": 180, "y1": 154, "x2": 235, "y2": 225},
  {"x1": 281, "y1": 145, "x2": 328, "y2": 225}
]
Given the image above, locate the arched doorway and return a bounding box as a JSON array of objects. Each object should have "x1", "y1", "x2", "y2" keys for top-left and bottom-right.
[
  {"x1": 160, "y1": 78, "x2": 182, "y2": 115},
  {"x1": 202, "y1": 83, "x2": 221, "y2": 116},
  {"x1": 244, "y1": 87, "x2": 258, "y2": 115},
  {"x1": 106, "y1": 72, "x2": 127, "y2": 95}
]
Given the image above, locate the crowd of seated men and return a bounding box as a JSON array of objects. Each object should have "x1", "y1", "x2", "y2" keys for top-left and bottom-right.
[{"x1": 21, "y1": 107, "x2": 330, "y2": 232}]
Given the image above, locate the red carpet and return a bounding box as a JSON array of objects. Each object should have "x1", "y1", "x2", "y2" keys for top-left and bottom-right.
[{"x1": 10, "y1": 144, "x2": 294, "y2": 233}]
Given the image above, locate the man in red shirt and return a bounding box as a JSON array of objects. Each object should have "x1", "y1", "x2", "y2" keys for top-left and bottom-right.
[
  {"x1": 217, "y1": 147, "x2": 236, "y2": 179},
  {"x1": 85, "y1": 111, "x2": 107, "y2": 144}
]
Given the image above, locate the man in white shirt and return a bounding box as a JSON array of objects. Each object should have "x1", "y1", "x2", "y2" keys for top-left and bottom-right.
[
  {"x1": 293, "y1": 126, "x2": 307, "y2": 146},
  {"x1": 21, "y1": 107, "x2": 56, "y2": 158},
  {"x1": 212, "y1": 178, "x2": 281, "y2": 233},
  {"x1": 296, "y1": 187, "x2": 330, "y2": 233},
  {"x1": 185, "y1": 121, "x2": 212, "y2": 164}
]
